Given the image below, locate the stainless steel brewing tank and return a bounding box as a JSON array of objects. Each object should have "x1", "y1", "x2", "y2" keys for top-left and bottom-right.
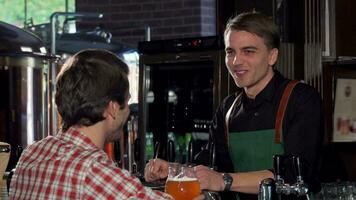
[{"x1": 0, "y1": 21, "x2": 54, "y2": 170}]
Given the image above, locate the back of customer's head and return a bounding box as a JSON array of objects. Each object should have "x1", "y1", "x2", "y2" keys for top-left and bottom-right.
[
  {"x1": 55, "y1": 49, "x2": 129, "y2": 132},
  {"x1": 224, "y1": 11, "x2": 280, "y2": 50}
]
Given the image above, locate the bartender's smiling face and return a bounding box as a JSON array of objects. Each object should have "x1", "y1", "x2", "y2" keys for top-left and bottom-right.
[{"x1": 225, "y1": 30, "x2": 278, "y2": 98}]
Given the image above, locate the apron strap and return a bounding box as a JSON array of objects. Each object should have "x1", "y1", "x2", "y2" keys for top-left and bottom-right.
[
  {"x1": 225, "y1": 93, "x2": 242, "y2": 147},
  {"x1": 274, "y1": 80, "x2": 299, "y2": 143}
]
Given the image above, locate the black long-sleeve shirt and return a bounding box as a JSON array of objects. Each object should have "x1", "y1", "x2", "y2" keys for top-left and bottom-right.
[{"x1": 210, "y1": 70, "x2": 324, "y2": 199}]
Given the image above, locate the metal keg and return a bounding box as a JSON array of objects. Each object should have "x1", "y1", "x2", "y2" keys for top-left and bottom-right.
[{"x1": 0, "y1": 21, "x2": 56, "y2": 170}]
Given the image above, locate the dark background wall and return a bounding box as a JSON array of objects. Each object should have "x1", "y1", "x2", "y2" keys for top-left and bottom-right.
[{"x1": 76, "y1": 0, "x2": 216, "y2": 47}]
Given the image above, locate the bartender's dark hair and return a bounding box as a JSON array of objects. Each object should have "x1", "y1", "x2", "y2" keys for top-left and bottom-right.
[
  {"x1": 224, "y1": 12, "x2": 280, "y2": 50},
  {"x1": 55, "y1": 49, "x2": 129, "y2": 132}
]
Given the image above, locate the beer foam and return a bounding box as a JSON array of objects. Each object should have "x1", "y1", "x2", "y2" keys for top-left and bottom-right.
[{"x1": 167, "y1": 176, "x2": 198, "y2": 182}]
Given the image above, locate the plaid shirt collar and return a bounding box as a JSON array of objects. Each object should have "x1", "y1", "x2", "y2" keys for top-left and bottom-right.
[{"x1": 56, "y1": 127, "x2": 99, "y2": 151}]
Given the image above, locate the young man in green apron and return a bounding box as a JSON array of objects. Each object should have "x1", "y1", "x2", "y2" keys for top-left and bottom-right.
[
  {"x1": 145, "y1": 12, "x2": 323, "y2": 200},
  {"x1": 192, "y1": 12, "x2": 324, "y2": 199}
]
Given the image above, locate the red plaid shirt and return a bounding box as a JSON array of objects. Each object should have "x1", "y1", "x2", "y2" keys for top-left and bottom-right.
[{"x1": 9, "y1": 127, "x2": 172, "y2": 200}]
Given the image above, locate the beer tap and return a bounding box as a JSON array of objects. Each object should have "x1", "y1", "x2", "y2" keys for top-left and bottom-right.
[
  {"x1": 153, "y1": 141, "x2": 160, "y2": 160},
  {"x1": 274, "y1": 155, "x2": 289, "y2": 196},
  {"x1": 275, "y1": 155, "x2": 309, "y2": 197},
  {"x1": 209, "y1": 140, "x2": 216, "y2": 169},
  {"x1": 187, "y1": 139, "x2": 194, "y2": 164},
  {"x1": 258, "y1": 155, "x2": 310, "y2": 200},
  {"x1": 127, "y1": 117, "x2": 134, "y2": 173},
  {"x1": 167, "y1": 140, "x2": 175, "y2": 162},
  {"x1": 258, "y1": 178, "x2": 277, "y2": 200},
  {"x1": 132, "y1": 138, "x2": 140, "y2": 175},
  {"x1": 290, "y1": 156, "x2": 309, "y2": 197}
]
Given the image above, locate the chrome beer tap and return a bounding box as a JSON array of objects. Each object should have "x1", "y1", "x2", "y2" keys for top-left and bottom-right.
[
  {"x1": 258, "y1": 155, "x2": 310, "y2": 200},
  {"x1": 274, "y1": 155, "x2": 289, "y2": 196},
  {"x1": 167, "y1": 139, "x2": 175, "y2": 163},
  {"x1": 258, "y1": 178, "x2": 277, "y2": 200},
  {"x1": 290, "y1": 156, "x2": 309, "y2": 196},
  {"x1": 209, "y1": 140, "x2": 216, "y2": 170},
  {"x1": 274, "y1": 155, "x2": 309, "y2": 197}
]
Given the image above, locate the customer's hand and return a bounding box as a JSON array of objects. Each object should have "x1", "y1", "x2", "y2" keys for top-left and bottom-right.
[
  {"x1": 144, "y1": 158, "x2": 169, "y2": 182},
  {"x1": 194, "y1": 165, "x2": 224, "y2": 191}
]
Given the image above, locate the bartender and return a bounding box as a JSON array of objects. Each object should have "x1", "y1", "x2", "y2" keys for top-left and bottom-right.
[{"x1": 145, "y1": 12, "x2": 324, "y2": 200}]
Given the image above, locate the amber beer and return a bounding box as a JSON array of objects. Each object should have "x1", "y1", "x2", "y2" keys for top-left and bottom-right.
[{"x1": 165, "y1": 177, "x2": 201, "y2": 200}]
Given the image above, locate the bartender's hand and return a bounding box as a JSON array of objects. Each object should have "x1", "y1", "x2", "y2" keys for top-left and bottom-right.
[
  {"x1": 144, "y1": 158, "x2": 169, "y2": 182},
  {"x1": 194, "y1": 165, "x2": 225, "y2": 192}
]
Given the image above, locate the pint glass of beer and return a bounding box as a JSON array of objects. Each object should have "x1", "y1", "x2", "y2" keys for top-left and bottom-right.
[{"x1": 165, "y1": 163, "x2": 201, "y2": 200}]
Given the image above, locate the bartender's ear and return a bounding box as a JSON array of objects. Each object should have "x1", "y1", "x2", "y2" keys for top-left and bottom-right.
[
  {"x1": 103, "y1": 101, "x2": 117, "y2": 120},
  {"x1": 268, "y1": 48, "x2": 278, "y2": 66}
]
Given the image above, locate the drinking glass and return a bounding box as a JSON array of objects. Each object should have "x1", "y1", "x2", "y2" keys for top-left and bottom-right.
[
  {"x1": 165, "y1": 163, "x2": 201, "y2": 200},
  {"x1": 323, "y1": 182, "x2": 338, "y2": 200}
]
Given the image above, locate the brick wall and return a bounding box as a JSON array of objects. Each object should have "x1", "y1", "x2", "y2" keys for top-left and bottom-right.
[{"x1": 76, "y1": 0, "x2": 216, "y2": 48}]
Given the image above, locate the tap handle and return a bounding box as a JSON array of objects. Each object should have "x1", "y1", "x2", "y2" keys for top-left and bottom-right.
[
  {"x1": 187, "y1": 139, "x2": 194, "y2": 164},
  {"x1": 134, "y1": 139, "x2": 141, "y2": 163},
  {"x1": 114, "y1": 141, "x2": 121, "y2": 165},
  {"x1": 293, "y1": 155, "x2": 303, "y2": 181},
  {"x1": 273, "y1": 155, "x2": 282, "y2": 179},
  {"x1": 130, "y1": 139, "x2": 141, "y2": 175},
  {"x1": 167, "y1": 140, "x2": 175, "y2": 162},
  {"x1": 16, "y1": 145, "x2": 23, "y2": 159},
  {"x1": 209, "y1": 141, "x2": 216, "y2": 169},
  {"x1": 153, "y1": 141, "x2": 160, "y2": 159}
]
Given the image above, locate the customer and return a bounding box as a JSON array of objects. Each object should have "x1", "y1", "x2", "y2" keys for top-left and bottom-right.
[
  {"x1": 145, "y1": 12, "x2": 324, "y2": 200},
  {"x1": 9, "y1": 49, "x2": 172, "y2": 199}
]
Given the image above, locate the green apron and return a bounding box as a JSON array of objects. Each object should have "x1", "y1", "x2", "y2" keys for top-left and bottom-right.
[
  {"x1": 224, "y1": 93, "x2": 285, "y2": 200},
  {"x1": 228, "y1": 131, "x2": 314, "y2": 200},
  {"x1": 225, "y1": 80, "x2": 299, "y2": 171},
  {"x1": 228, "y1": 129, "x2": 283, "y2": 172},
  {"x1": 224, "y1": 91, "x2": 286, "y2": 172}
]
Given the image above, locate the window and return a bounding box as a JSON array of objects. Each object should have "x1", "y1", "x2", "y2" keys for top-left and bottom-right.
[{"x1": 0, "y1": 0, "x2": 75, "y2": 27}]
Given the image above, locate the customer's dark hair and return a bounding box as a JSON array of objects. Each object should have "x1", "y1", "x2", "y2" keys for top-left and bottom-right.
[
  {"x1": 55, "y1": 49, "x2": 129, "y2": 132},
  {"x1": 224, "y1": 12, "x2": 280, "y2": 50}
]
